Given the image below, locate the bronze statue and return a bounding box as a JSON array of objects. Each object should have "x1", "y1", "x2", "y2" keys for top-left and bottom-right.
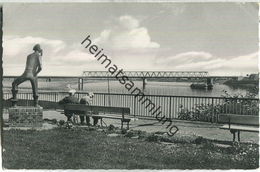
[{"x1": 11, "y1": 44, "x2": 43, "y2": 107}]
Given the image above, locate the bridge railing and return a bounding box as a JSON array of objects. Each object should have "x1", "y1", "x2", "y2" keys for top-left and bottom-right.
[{"x1": 3, "y1": 91, "x2": 259, "y2": 123}]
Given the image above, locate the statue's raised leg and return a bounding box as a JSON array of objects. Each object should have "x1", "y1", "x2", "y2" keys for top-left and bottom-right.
[
  {"x1": 30, "y1": 77, "x2": 39, "y2": 107},
  {"x1": 11, "y1": 76, "x2": 27, "y2": 106},
  {"x1": 11, "y1": 89, "x2": 18, "y2": 106}
]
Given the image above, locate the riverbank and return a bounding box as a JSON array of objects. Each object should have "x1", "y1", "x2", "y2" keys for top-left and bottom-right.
[{"x1": 223, "y1": 80, "x2": 258, "y2": 93}]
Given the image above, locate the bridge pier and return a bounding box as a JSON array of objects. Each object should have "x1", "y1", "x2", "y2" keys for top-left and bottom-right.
[
  {"x1": 207, "y1": 78, "x2": 213, "y2": 85},
  {"x1": 78, "y1": 78, "x2": 84, "y2": 91},
  {"x1": 142, "y1": 78, "x2": 147, "y2": 92},
  {"x1": 206, "y1": 78, "x2": 213, "y2": 89}
]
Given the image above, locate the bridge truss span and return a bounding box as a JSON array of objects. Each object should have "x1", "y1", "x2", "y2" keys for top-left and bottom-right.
[{"x1": 82, "y1": 71, "x2": 209, "y2": 78}]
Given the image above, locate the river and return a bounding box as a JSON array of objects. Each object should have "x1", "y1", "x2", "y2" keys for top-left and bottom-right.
[
  {"x1": 2, "y1": 80, "x2": 256, "y2": 121},
  {"x1": 77, "y1": 80, "x2": 249, "y2": 97},
  {"x1": 3, "y1": 79, "x2": 250, "y2": 97}
]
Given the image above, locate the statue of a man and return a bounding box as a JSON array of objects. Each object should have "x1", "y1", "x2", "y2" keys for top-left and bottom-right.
[{"x1": 11, "y1": 44, "x2": 43, "y2": 107}]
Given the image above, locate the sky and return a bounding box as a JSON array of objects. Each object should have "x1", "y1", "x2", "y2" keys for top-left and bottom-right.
[{"x1": 2, "y1": 2, "x2": 259, "y2": 76}]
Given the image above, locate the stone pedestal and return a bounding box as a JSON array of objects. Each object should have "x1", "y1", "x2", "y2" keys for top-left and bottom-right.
[{"x1": 8, "y1": 106, "x2": 43, "y2": 127}]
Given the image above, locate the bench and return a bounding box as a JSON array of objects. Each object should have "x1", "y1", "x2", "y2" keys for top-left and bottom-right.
[
  {"x1": 218, "y1": 114, "x2": 259, "y2": 142},
  {"x1": 63, "y1": 104, "x2": 131, "y2": 129}
]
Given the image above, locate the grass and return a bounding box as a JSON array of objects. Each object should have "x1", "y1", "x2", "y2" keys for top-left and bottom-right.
[{"x1": 2, "y1": 128, "x2": 259, "y2": 169}]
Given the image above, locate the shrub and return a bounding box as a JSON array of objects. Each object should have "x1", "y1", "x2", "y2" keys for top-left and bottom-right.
[
  {"x1": 178, "y1": 90, "x2": 259, "y2": 122},
  {"x1": 121, "y1": 128, "x2": 127, "y2": 134},
  {"x1": 178, "y1": 103, "x2": 219, "y2": 122},
  {"x1": 108, "y1": 124, "x2": 116, "y2": 131},
  {"x1": 154, "y1": 131, "x2": 166, "y2": 135},
  {"x1": 167, "y1": 135, "x2": 200, "y2": 144},
  {"x1": 58, "y1": 120, "x2": 65, "y2": 126},
  {"x1": 125, "y1": 130, "x2": 135, "y2": 138},
  {"x1": 194, "y1": 136, "x2": 208, "y2": 144},
  {"x1": 225, "y1": 143, "x2": 259, "y2": 168},
  {"x1": 146, "y1": 134, "x2": 160, "y2": 142},
  {"x1": 124, "y1": 130, "x2": 147, "y2": 138}
]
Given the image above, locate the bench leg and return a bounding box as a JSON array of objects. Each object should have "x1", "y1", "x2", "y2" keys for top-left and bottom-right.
[
  {"x1": 238, "y1": 131, "x2": 240, "y2": 142},
  {"x1": 75, "y1": 115, "x2": 79, "y2": 124},
  {"x1": 230, "y1": 130, "x2": 236, "y2": 142},
  {"x1": 72, "y1": 114, "x2": 78, "y2": 124},
  {"x1": 127, "y1": 122, "x2": 129, "y2": 130},
  {"x1": 233, "y1": 132, "x2": 236, "y2": 142},
  {"x1": 121, "y1": 121, "x2": 123, "y2": 130}
]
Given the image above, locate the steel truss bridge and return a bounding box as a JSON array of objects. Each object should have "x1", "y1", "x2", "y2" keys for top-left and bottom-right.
[
  {"x1": 82, "y1": 71, "x2": 210, "y2": 78},
  {"x1": 3, "y1": 71, "x2": 238, "y2": 79},
  {"x1": 3, "y1": 71, "x2": 238, "y2": 91},
  {"x1": 79, "y1": 71, "x2": 237, "y2": 91},
  {"x1": 81, "y1": 71, "x2": 238, "y2": 79}
]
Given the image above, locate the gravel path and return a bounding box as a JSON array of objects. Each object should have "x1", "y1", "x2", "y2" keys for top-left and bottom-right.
[{"x1": 3, "y1": 110, "x2": 259, "y2": 143}]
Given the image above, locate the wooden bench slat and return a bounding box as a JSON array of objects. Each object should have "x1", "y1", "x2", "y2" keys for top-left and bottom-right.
[
  {"x1": 219, "y1": 114, "x2": 259, "y2": 126},
  {"x1": 64, "y1": 104, "x2": 130, "y2": 114},
  {"x1": 92, "y1": 114, "x2": 131, "y2": 120},
  {"x1": 220, "y1": 124, "x2": 259, "y2": 132},
  {"x1": 92, "y1": 114, "x2": 130, "y2": 118}
]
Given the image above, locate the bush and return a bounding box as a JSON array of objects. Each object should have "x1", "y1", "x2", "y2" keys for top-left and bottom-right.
[
  {"x1": 154, "y1": 131, "x2": 166, "y2": 135},
  {"x1": 194, "y1": 136, "x2": 208, "y2": 144},
  {"x1": 159, "y1": 135, "x2": 172, "y2": 142},
  {"x1": 108, "y1": 124, "x2": 116, "y2": 131},
  {"x1": 125, "y1": 130, "x2": 135, "y2": 138},
  {"x1": 178, "y1": 90, "x2": 259, "y2": 122},
  {"x1": 166, "y1": 135, "x2": 200, "y2": 144},
  {"x1": 121, "y1": 128, "x2": 127, "y2": 134},
  {"x1": 124, "y1": 130, "x2": 147, "y2": 138},
  {"x1": 58, "y1": 120, "x2": 65, "y2": 126},
  {"x1": 177, "y1": 103, "x2": 218, "y2": 122},
  {"x1": 225, "y1": 143, "x2": 259, "y2": 167},
  {"x1": 146, "y1": 134, "x2": 160, "y2": 142}
]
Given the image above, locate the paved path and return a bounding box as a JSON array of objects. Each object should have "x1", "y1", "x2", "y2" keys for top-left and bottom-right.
[
  {"x1": 101, "y1": 117, "x2": 259, "y2": 143},
  {"x1": 3, "y1": 110, "x2": 259, "y2": 143}
]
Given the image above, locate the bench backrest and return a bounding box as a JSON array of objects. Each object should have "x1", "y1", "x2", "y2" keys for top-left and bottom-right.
[
  {"x1": 64, "y1": 104, "x2": 130, "y2": 115},
  {"x1": 218, "y1": 114, "x2": 259, "y2": 126}
]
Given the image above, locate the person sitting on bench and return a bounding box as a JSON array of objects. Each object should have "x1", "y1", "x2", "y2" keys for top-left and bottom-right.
[
  {"x1": 79, "y1": 92, "x2": 99, "y2": 126},
  {"x1": 58, "y1": 89, "x2": 79, "y2": 121}
]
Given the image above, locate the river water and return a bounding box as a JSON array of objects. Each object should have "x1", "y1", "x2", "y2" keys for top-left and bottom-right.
[
  {"x1": 2, "y1": 80, "x2": 255, "y2": 121},
  {"x1": 79, "y1": 80, "x2": 248, "y2": 97},
  {"x1": 3, "y1": 79, "x2": 249, "y2": 97}
]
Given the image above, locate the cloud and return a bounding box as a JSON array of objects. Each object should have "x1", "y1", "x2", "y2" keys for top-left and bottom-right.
[
  {"x1": 3, "y1": 15, "x2": 160, "y2": 75},
  {"x1": 3, "y1": 35, "x2": 97, "y2": 75},
  {"x1": 94, "y1": 15, "x2": 160, "y2": 50},
  {"x1": 219, "y1": 52, "x2": 258, "y2": 71},
  {"x1": 3, "y1": 36, "x2": 96, "y2": 64},
  {"x1": 155, "y1": 51, "x2": 258, "y2": 75},
  {"x1": 160, "y1": 4, "x2": 186, "y2": 16},
  {"x1": 4, "y1": 24, "x2": 257, "y2": 76},
  {"x1": 4, "y1": 36, "x2": 66, "y2": 57},
  {"x1": 119, "y1": 15, "x2": 139, "y2": 30},
  {"x1": 86, "y1": 15, "x2": 161, "y2": 70},
  {"x1": 54, "y1": 49, "x2": 95, "y2": 65},
  {"x1": 156, "y1": 51, "x2": 213, "y2": 65}
]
